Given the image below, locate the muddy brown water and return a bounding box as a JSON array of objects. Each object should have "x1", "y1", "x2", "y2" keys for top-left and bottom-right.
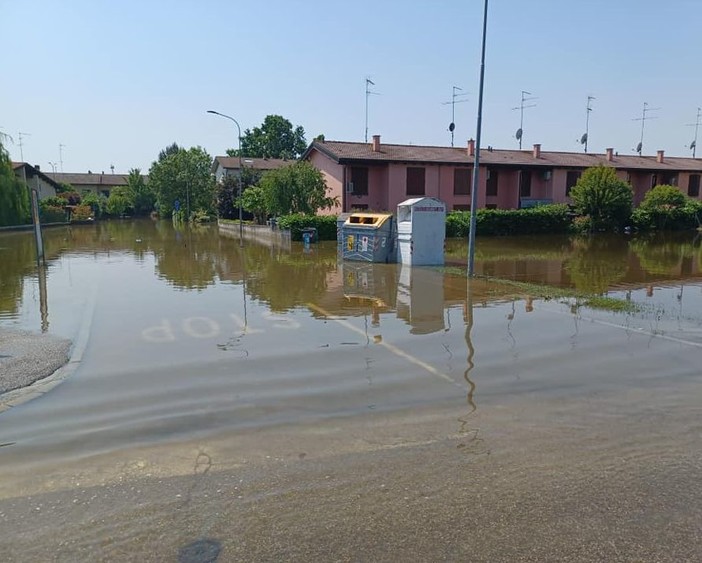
[{"x1": 1, "y1": 220, "x2": 702, "y2": 561}]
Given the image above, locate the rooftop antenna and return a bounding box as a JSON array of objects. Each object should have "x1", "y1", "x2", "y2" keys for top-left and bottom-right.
[
  {"x1": 18, "y1": 132, "x2": 31, "y2": 162},
  {"x1": 685, "y1": 107, "x2": 701, "y2": 158},
  {"x1": 442, "y1": 86, "x2": 470, "y2": 147},
  {"x1": 580, "y1": 95, "x2": 595, "y2": 153},
  {"x1": 512, "y1": 90, "x2": 537, "y2": 149},
  {"x1": 364, "y1": 78, "x2": 380, "y2": 143},
  {"x1": 58, "y1": 143, "x2": 66, "y2": 172},
  {"x1": 632, "y1": 102, "x2": 660, "y2": 155},
  {"x1": 110, "y1": 163, "x2": 115, "y2": 174}
]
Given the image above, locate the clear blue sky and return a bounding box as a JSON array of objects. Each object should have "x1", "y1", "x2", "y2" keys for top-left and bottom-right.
[{"x1": 2, "y1": 0, "x2": 700, "y2": 173}]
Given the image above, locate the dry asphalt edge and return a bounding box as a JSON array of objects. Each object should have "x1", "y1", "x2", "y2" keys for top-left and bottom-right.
[{"x1": 0, "y1": 281, "x2": 98, "y2": 414}]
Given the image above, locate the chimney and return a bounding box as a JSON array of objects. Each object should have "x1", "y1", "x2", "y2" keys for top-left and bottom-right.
[
  {"x1": 657, "y1": 150, "x2": 664, "y2": 163},
  {"x1": 605, "y1": 148, "x2": 614, "y2": 162},
  {"x1": 532, "y1": 144, "x2": 541, "y2": 159},
  {"x1": 371, "y1": 135, "x2": 381, "y2": 152},
  {"x1": 34, "y1": 164, "x2": 40, "y2": 171},
  {"x1": 467, "y1": 139, "x2": 475, "y2": 157}
]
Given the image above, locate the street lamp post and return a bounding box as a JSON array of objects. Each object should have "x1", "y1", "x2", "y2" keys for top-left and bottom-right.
[{"x1": 207, "y1": 110, "x2": 243, "y2": 245}]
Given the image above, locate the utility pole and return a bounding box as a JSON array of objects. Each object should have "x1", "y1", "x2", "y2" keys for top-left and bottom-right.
[
  {"x1": 512, "y1": 91, "x2": 537, "y2": 149},
  {"x1": 686, "y1": 107, "x2": 701, "y2": 158},
  {"x1": 442, "y1": 86, "x2": 469, "y2": 147},
  {"x1": 365, "y1": 78, "x2": 379, "y2": 143},
  {"x1": 632, "y1": 102, "x2": 660, "y2": 155}
]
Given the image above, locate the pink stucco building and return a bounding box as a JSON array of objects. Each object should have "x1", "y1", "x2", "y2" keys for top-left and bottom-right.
[{"x1": 302, "y1": 136, "x2": 702, "y2": 213}]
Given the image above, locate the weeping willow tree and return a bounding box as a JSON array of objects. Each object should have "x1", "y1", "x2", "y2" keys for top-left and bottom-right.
[{"x1": 0, "y1": 138, "x2": 30, "y2": 226}]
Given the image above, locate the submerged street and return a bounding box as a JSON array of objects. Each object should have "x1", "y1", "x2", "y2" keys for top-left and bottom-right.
[{"x1": 1, "y1": 221, "x2": 702, "y2": 561}]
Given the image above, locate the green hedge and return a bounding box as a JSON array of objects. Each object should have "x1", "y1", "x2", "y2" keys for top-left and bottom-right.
[
  {"x1": 277, "y1": 214, "x2": 339, "y2": 241},
  {"x1": 631, "y1": 200, "x2": 702, "y2": 232},
  {"x1": 446, "y1": 204, "x2": 572, "y2": 237}
]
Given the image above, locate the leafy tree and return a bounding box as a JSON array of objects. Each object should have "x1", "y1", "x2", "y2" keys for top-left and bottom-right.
[
  {"x1": 227, "y1": 115, "x2": 306, "y2": 159},
  {"x1": 0, "y1": 140, "x2": 30, "y2": 226},
  {"x1": 158, "y1": 142, "x2": 182, "y2": 162},
  {"x1": 632, "y1": 185, "x2": 702, "y2": 231},
  {"x1": 56, "y1": 182, "x2": 74, "y2": 194},
  {"x1": 106, "y1": 186, "x2": 132, "y2": 217},
  {"x1": 258, "y1": 160, "x2": 337, "y2": 216},
  {"x1": 239, "y1": 185, "x2": 268, "y2": 224},
  {"x1": 215, "y1": 167, "x2": 262, "y2": 219},
  {"x1": 148, "y1": 145, "x2": 215, "y2": 219},
  {"x1": 126, "y1": 168, "x2": 155, "y2": 215},
  {"x1": 569, "y1": 165, "x2": 633, "y2": 231}
]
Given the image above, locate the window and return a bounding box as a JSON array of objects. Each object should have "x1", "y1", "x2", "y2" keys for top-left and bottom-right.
[
  {"x1": 350, "y1": 204, "x2": 369, "y2": 211},
  {"x1": 662, "y1": 173, "x2": 678, "y2": 186},
  {"x1": 453, "y1": 204, "x2": 470, "y2": 211},
  {"x1": 565, "y1": 170, "x2": 581, "y2": 196},
  {"x1": 486, "y1": 169, "x2": 498, "y2": 196},
  {"x1": 485, "y1": 203, "x2": 497, "y2": 209},
  {"x1": 350, "y1": 167, "x2": 369, "y2": 195},
  {"x1": 650, "y1": 174, "x2": 658, "y2": 188},
  {"x1": 689, "y1": 174, "x2": 700, "y2": 197},
  {"x1": 519, "y1": 170, "x2": 532, "y2": 197},
  {"x1": 406, "y1": 167, "x2": 425, "y2": 196},
  {"x1": 453, "y1": 168, "x2": 471, "y2": 195}
]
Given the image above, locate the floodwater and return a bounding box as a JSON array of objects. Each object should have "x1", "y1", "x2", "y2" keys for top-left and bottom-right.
[{"x1": 1, "y1": 220, "x2": 702, "y2": 562}]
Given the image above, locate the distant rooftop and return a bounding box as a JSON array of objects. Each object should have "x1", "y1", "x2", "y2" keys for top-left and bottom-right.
[{"x1": 213, "y1": 156, "x2": 291, "y2": 171}]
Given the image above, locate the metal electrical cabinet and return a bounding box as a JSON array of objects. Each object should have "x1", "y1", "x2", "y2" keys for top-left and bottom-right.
[
  {"x1": 341, "y1": 213, "x2": 395, "y2": 262},
  {"x1": 396, "y1": 198, "x2": 446, "y2": 266}
]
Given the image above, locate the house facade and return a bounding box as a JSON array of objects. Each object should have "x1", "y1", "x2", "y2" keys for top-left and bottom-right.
[
  {"x1": 12, "y1": 163, "x2": 62, "y2": 200},
  {"x1": 51, "y1": 172, "x2": 146, "y2": 198},
  {"x1": 212, "y1": 156, "x2": 290, "y2": 183},
  {"x1": 302, "y1": 136, "x2": 702, "y2": 213}
]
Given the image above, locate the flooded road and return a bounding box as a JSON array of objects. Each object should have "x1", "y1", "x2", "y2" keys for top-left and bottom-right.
[{"x1": 1, "y1": 221, "x2": 702, "y2": 561}]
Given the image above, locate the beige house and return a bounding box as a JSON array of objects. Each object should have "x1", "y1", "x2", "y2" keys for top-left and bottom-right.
[
  {"x1": 12, "y1": 163, "x2": 62, "y2": 200},
  {"x1": 51, "y1": 171, "x2": 146, "y2": 198},
  {"x1": 211, "y1": 156, "x2": 290, "y2": 183}
]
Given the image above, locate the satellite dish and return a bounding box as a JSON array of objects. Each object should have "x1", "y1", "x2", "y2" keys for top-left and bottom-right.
[
  {"x1": 635, "y1": 142, "x2": 642, "y2": 154},
  {"x1": 448, "y1": 122, "x2": 455, "y2": 132},
  {"x1": 515, "y1": 128, "x2": 523, "y2": 140},
  {"x1": 580, "y1": 133, "x2": 588, "y2": 145}
]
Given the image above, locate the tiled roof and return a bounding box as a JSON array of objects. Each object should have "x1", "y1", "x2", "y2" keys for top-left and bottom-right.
[
  {"x1": 309, "y1": 141, "x2": 702, "y2": 172},
  {"x1": 214, "y1": 156, "x2": 291, "y2": 171},
  {"x1": 11, "y1": 162, "x2": 62, "y2": 188}
]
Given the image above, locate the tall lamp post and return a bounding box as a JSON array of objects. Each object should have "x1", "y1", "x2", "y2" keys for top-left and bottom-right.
[{"x1": 207, "y1": 110, "x2": 243, "y2": 245}]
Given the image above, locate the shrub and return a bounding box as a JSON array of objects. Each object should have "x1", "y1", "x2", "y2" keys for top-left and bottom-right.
[
  {"x1": 445, "y1": 204, "x2": 572, "y2": 237},
  {"x1": 277, "y1": 213, "x2": 339, "y2": 240},
  {"x1": 57, "y1": 191, "x2": 82, "y2": 205},
  {"x1": 631, "y1": 185, "x2": 702, "y2": 231},
  {"x1": 40, "y1": 205, "x2": 67, "y2": 223},
  {"x1": 569, "y1": 165, "x2": 633, "y2": 231},
  {"x1": 70, "y1": 204, "x2": 93, "y2": 222}
]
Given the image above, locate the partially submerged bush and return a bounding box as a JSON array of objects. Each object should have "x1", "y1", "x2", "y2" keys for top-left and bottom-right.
[
  {"x1": 446, "y1": 204, "x2": 572, "y2": 237},
  {"x1": 632, "y1": 185, "x2": 702, "y2": 231}
]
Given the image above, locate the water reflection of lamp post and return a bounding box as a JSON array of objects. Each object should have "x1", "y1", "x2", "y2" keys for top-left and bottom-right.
[{"x1": 207, "y1": 110, "x2": 243, "y2": 247}]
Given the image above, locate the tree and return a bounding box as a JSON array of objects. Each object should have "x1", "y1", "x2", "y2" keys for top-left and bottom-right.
[
  {"x1": 126, "y1": 168, "x2": 155, "y2": 215},
  {"x1": 158, "y1": 142, "x2": 182, "y2": 162},
  {"x1": 106, "y1": 186, "x2": 132, "y2": 217},
  {"x1": 569, "y1": 165, "x2": 633, "y2": 231},
  {"x1": 638, "y1": 184, "x2": 687, "y2": 210},
  {"x1": 258, "y1": 160, "x2": 337, "y2": 216},
  {"x1": 215, "y1": 167, "x2": 262, "y2": 219},
  {"x1": 239, "y1": 185, "x2": 268, "y2": 224},
  {"x1": 148, "y1": 145, "x2": 215, "y2": 218},
  {"x1": 0, "y1": 140, "x2": 30, "y2": 227},
  {"x1": 227, "y1": 115, "x2": 307, "y2": 159}
]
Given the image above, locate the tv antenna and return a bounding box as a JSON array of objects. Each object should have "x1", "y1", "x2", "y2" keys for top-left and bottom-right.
[
  {"x1": 59, "y1": 143, "x2": 66, "y2": 172},
  {"x1": 685, "y1": 107, "x2": 701, "y2": 158},
  {"x1": 364, "y1": 77, "x2": 380, "y2": 143},
  {"x1": 580, "y1": 95, "x2": 595, "y2": 153},
  {"x1": 18, "y1": 132, "x2": 31, "y2": 162},
  {"x1": 442, "y1": 86, "x2": 469, "y2": 147},
  {"x1": 512, "y1": 90, "x2": 537, "y2": 149},
  {"x1": 632, "y1": 102, "x2": 660, "y2": 155}
]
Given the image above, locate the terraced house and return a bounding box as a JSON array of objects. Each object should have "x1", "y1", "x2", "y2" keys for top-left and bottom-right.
[{"x1": 303, "y1": 135, "x2": 702, "y2": 214}]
